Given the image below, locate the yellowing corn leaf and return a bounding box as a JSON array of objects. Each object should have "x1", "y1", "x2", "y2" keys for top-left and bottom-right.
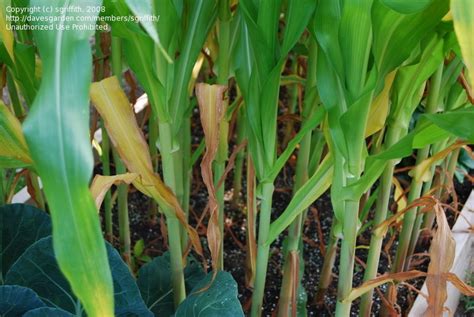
[
  {"x1": 195, "y1": 83, "x2": 227, "y2": 271},
  {"x1": 452, "y1": 0, "x2": 474, "y2": 92},
  {"x1": 365, "y1": 71, "x2": 397, "y2": 137},
  {"x1": 343, "y1": 270, "x2": 426, "y2": 303},
  {"x1": 393, "y1": 176, "x2": 407, "y2": 224},
  {"x1": 0, "y1": 101, "x2": 32, "y2": 167},
  {"x1": 0, "y1": 0, "x2": 14, "y2": 62},
  {"x1": 423, "y1": 203, "x2": 456, "y2": 316},
  {"x1": 409, "y1": 141, "x2": 468, "y2": 182},
  {"x1": 90, "y1": 173, "x2": 138, "y2": 209},
  {"x1": 90, "y1": 76, "x2": 202, "y2": 255}
]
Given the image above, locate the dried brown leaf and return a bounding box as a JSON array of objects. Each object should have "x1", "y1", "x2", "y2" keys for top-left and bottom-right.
[
  {"x1": 423, "y1": 203, "x2": 456, "y2": 317},
  {"x1": 90, "y1": 173, "x2": 138, "y2": 209},
  {"x1": 344, "y1": 270, "x2": 426, "y2": 303},
  {"x1": 90, "y1": 76, "x2": 202, "y2": 255},
  {"x1": 195, "y1": 83, "x2": 227, "y2": 271}
]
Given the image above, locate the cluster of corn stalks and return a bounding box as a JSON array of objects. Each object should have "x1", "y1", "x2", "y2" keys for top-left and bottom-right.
[{"x1": 1, "y1": 0, "x2": 474, "y2": 316}]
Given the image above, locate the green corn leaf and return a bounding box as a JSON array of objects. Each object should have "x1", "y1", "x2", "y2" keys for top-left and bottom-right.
[
  {"x1": 263, "y1": 106, "x2": 326, "y2": 182},
  {"x1": 424, "y1": 108, "x2": 474, "y2": 143},
  {"x1": 265, "y1": 155, "x2": 333, "y2": 245},
  {"x1": 104, "y1": 0, "x2": 169, "y2": 121},
  {"x1": 380, "y1": 0, "x2": 434, "y2": 14},
  {"x1": 169, "y1": 0, "x2": 218, "y2": 132},
  {"x1": 388, "y1": 34, "x2": 444, "y2": 133},
  {"x1": 341, "y1": 107, "x2": 474, "y2": 200},
  {"x1": 339, "y1": 0, "x2": 373, "y2": 100},
  {"x1": 257, "y1": 0, "x2": 282, "y2": 63},
  {"x1": 124, "y1": 0, "x2": 173, "y2": 63},
  {"x1": 22, "y1": 1, "x2": 114, "y2": 315},
  {"x1": 281, "y1": 0, "x2": 317, "y2": 57},
  {"x1": 372, "y1": 0, "x2": 449, "y2": 85},
  {"x1": 311, "y1": 0, "x2": 344, "y2": 81},
  {"x1": 452, "y1": 0, "x2": 474, "y2": 91}
]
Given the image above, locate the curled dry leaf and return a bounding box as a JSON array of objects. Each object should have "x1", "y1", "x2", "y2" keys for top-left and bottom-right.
[
  {"x1": 90, "y1": 173, "x2": 138, "y2": 209},
  {"x1": 195, "y1": 83, "x2": 227, "y2": 271},
  {"x1": 343, "y1": 270, "x2": 427, "y2": 303},
  {"x1": 374, "y1": 196, "x2": 436, "y2": 237},
  {"x1": 90, "y1": 76, "x2": 202, "y2": 255},
  {"x1": 423, "y1": 203, "x2": 456, "y2": 317}
]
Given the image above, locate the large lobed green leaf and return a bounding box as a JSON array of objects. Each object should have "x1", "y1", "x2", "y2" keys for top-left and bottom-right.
[
  {"x1": 0, "y1": 204, "x2": 51, "y2": 280},
  {"x1": 21, "y1": 1, "x2": 114, "y2": 315},
  {"x1": 5, "y1": 236, "x2": 152, "y2": 316},
  {"x1": 0, "y1": 285, "x2": 45, "y2": 316},
  {"x1": 174, "y1": 271, "x2": 244, "y2": 317},
  {"x1": 137, "y1": 252, "x2": 206, "y2": 316}
]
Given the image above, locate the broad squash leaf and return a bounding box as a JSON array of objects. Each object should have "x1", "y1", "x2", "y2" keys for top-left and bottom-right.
[
  {"x1": 0, "y1": 285, "x2": 46, "y2": 316},
  {"x1": 5, "y1": 237, "x2": 152, "y2": 316},
  {"x1": 137, "y1": 252, "x2": 206, "y2": 316},
  {"x1": 23, "y1": 307, "x2": 74, "y2": 317},
  {"x1": 174, "y1": 271, "x2": 244, "y2": 317},
  {"x1": 0, "y1": 204, "x2": 51, "y2": 279}
]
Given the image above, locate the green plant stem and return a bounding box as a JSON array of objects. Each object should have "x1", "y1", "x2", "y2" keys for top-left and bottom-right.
[
  {"x1": 406, "y1": 167, "x2": 435, "y2": 258},
  {"x1": 180, "y1": 119, "x2": 191, "y2": 249},
  {"x1": 359, "y1": 127, "x2": 400, "y2": 316},
  {"x1": 390, "y1": 64, "x2": 443, "y2": 276},
  {"x1": 158, "y1": 121, "x2": 186, "y2": 306},
  {"x1": 148, "y1": 114, "x2": 159, "y2": 219},
  {"x1": 359, "y1": 166, "x2": 394, "y2": 315},
  {"x1": 111, "y1": 36, "x2": 131, "y2": 267},
  {"x1": 213, "y1": 0, "x2": 231, "y2": 270},
  {"x1": 334, "y1": 197, "x2": 360, "y2": 317},
  {"x1": 278, "y1": 131, "x2": 311, "y2": 316},
  {"x1": 282, "y1": 58, "x2": 299, "y2": 149},
  {"x1": 250, "y1": 182, "x2": 275, "y2": 317},
  {"x1": 101, "y1": 120, "x2": 113, "y2": 241},
  {"x1": 421, "y1": 146, "x2": 459, "y2": 231},
  {"x1": 278, "y1": 40, "x2": 318, "y2": 314},
  {"x1": 113, "y1": 151, "x2": 131, "y2": 267}
]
